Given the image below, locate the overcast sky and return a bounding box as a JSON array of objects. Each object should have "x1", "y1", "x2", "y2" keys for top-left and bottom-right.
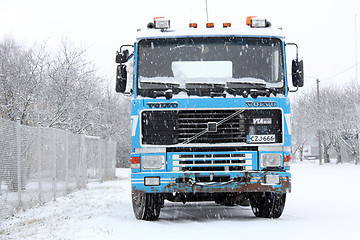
[{"x1": 1, "y1": 0, "x2": 360, "y2": 92}]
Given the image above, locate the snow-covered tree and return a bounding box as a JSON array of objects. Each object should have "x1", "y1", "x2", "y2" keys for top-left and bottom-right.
[
  {"x1": 1, "y1": 37, "x2": 131, "y2": 165},
  {"x1": 0, "y1": 38, "x2": 47, "y2": 124},
  {"x1": 292, "y1": 82, "x2": 360, "y2": 164}
]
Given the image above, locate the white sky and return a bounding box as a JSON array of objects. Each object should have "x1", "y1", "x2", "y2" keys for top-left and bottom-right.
[{"x1": 1, "y1": 0, "x2": 360, "y2": 91}]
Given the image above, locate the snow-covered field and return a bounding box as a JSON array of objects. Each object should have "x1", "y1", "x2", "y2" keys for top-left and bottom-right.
[{"x1": 1, "y1": 161, "x2": 360, "y2": 240}]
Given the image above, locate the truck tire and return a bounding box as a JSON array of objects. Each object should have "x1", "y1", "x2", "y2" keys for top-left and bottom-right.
[
  {"x1": 249, "y1": 192, "x2": 286, "y2": 218},
  {"x1": 132, "y1": 191, "x2": 162, "y2": 221}
]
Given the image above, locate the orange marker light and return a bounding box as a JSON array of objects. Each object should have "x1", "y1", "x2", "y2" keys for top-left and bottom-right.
[
  {"x1": 206, "y1": 23, "x2": 214, "y2": 28},
  {"x1": 246, "y1": 16, "x2": 257, "y2": 26},
  {"x1": 284, "y1": 155, "x2": 292, "y2": 162},
  {"x1": 223, "y1": 23, "x2": 231, "y2": 28},
  {"x1": 189, "y1": 23, "x2": 198, "y2": 28},
  {"x1": 130, "y1": 156, "x2": 140, "y2": 169},
  {"x1": 284, "y1": 155, "x2": 292, "y2": 168},
  {"x1": 130, "y1": 156, "x2": 140, "y2": 164}
]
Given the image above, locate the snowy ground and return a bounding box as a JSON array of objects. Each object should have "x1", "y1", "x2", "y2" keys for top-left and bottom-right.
[{"x1": 1, "y1": 161, "x2": 360, "y2": 240}]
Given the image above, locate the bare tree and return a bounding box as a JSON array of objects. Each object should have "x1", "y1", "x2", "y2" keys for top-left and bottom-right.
[
  {"x1": 0, "y1": 38, "x2": 48, "y2": 125},
  {"x1": 292, "y1": 83, "x2": 360, "y2": 164},
  {"x1": 1, "y1": 37, "x2": 132, "y2": 166},
  {"x1": 40, "y1": 39, "x2": 99, "y2": 132}
]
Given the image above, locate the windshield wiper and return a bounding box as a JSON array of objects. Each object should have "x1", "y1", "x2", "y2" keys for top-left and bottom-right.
[
  {"x1": 185, "y1": 82, "x2": 226, "y2": 97},
  {"x1": 140, "y1": 81, "x2": 188, "y2": 99},
  {"x1": 227, "y1": 81, "x2": 280, "y2": 98}
]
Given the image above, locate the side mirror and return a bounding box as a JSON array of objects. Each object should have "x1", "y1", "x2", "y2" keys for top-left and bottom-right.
[
  {"x1": 116, "y1": 65, "x2": 127, "y2": 93},
  {"x1": 115, "y1": 50, "x2": 129, "y2": 64},
  {"x1": 292, "y1": 59, "x2": 304, "y2": 87}
]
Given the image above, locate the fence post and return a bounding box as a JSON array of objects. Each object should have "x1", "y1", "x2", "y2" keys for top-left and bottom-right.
[
  {"x1": 357, "y1": 133, "x2": 360, "y2": 165},
  {"x1": 103, "y1": 140, "x2": 116, "y2": 180},
  {"x1": 37, "y1": 123, "x2": 43, "y2": 203},
  {"x1": 65, "y1": 130, "x2": 69, "y2": 193},
  {"x1": 76, "y1": 135, "x2": 81, "y2": 189},
  {"x1": 0, "y1": 121, "x2": 1, "y2": 196},
  {"x1": 102, "y1": 140, "x2": 107, "y2": 181},
  {"x1": 52, "y1": 129, "x2": 57, "y2": 201},
  {"x1": 16, "y1": 119, "x2": 22, "y2": 208},
  {"x1": 112, "y1": 141, "x2": 116, "y2": 178},
  {"x1": 98, "y1": 139, "x2": 105, "y2": 181},
  {"x1": 80, "y1": 134, "x2": 86, "y2": 188}
]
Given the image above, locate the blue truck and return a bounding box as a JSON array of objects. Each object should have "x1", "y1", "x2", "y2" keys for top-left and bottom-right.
[{"x1": 115, "y1": 17, "x2": 304, "y2": 220}]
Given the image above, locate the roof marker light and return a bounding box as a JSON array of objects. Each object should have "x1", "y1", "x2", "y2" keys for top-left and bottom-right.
[
  {"x1": 246, "y1": 16, "x2": 257, "y2": 26},
  {"x1": 206, "y1": 23, "x2": 214, "y2": 28},
  {"x1": 223, "y1": 23, "x2": 231, "y2": 28},
  {"x1": 189, "y1": 23, "x2": 198, "y2": 28}
]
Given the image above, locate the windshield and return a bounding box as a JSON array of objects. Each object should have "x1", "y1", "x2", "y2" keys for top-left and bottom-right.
[{"x1": 137, "y1": 37, "x2": 285, "y2": 98}]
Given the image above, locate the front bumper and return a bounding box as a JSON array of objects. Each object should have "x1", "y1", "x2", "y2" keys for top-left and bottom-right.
[{"x1": 131, "y1": 171, "x2": 291, "y2": 194}]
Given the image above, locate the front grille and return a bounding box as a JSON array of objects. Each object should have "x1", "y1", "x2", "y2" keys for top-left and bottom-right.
[
  {"x1": 167, "y1": 146, "x2": 258, "y2": 152},
  {"x1": 141, "y1": 111, "x2": 178, "y2": 145},
  {"x1": 181, "y1": 166, "x2": 245, "y2": 171},
  {"x1": 141, "y1": 109, "x2": 282, "y2": 145},
  {"x1": 178, "y1": 110, "x2": 246, "y2": 143},
  {"x1": 172, "y1": 152, "x2": 253, "y2": 172}
]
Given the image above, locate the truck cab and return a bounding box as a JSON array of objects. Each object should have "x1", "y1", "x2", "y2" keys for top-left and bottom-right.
[{"x1": 116, "y1": 17, "x2": 304, "y2": 220}]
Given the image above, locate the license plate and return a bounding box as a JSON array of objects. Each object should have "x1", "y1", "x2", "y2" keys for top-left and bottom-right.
[{"x1": 247, "y1": 135, "x2": 276, "y2": 143}]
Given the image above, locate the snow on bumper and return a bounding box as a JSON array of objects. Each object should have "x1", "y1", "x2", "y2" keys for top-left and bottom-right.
[{"x1": 131, "y1": 171, "x2": 291, "y2": 194}]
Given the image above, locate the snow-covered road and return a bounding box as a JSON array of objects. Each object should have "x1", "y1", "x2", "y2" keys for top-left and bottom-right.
[{"x1": 1, "y1": 161, "x2": 360, "y2": 240}]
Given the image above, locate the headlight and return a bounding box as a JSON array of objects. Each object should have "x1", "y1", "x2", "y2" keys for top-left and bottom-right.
[
  {"x1": 142, "y1": 155, "x2": 165, "y2": 170},
  {"x1": 261, "y1": 154, "x2": 282, "y2": 167}
]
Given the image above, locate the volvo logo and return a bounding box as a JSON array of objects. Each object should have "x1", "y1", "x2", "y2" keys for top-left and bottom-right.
[
  {"x1": 246, "y1": 101, "x2": 277, "y2": 107},
  {"x1": 147, "y1": 102, "x2": 178, "y2": 108}
]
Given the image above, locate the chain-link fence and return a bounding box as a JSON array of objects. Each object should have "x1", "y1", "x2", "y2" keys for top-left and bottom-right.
[{"x1": 0, "y1": 118, "x2": 116, "y2": 221}]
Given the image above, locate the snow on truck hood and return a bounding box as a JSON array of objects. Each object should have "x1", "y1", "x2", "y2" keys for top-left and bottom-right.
[{"x1": 136, "y1": 27, "x2": 285, "y2": 40}]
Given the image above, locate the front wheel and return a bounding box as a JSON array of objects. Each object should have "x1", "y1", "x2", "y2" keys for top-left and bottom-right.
[
  {"x1": 132, "y1": 191, "x2": 162, "y2": 221},
  {"x1": 249, "y1": 192, "x2": 286, "y2": 218}
]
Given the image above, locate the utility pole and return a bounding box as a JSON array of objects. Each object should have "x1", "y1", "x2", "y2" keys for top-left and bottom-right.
[
  {"x1": 356, "y1": 14, "x2": 358, "y2": 82},
  {"x1": 304, "y1": 76, "x2": 323, "y2": 165},
  {"x1": 356, "y1": 14, "x2": 359, "y2": 165},
  {"x1": 316, "y1": 79, "x2": 323, "y2": 165}
]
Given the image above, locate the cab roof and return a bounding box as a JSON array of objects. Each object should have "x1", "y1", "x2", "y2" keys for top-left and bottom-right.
[{"x1": 136, "y1": 27, "x2": 285, "y2": 41}]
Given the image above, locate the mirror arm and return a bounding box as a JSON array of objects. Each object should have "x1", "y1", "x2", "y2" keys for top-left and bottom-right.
[
  {"x1": 120, "y1": 45, "x2": 134, "y2": 52},
  {"x1": 120, "y1": 45, "x2": 134, "y2": 62},
  {"x1": 286, "y1": 43, "x2": 299, "y2": 60},
  {"x1": 116, "y1": 45, "x2": 134, "y2": 64},
  {"x1": 124, "y1": 90, "x2": 133, "y2": 96},
  {"x1": 289, "y1": 86, "x2": 299, "y2": 93}
]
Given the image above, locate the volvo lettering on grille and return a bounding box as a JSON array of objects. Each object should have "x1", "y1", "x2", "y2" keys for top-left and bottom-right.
[
  {"x1": 246, "y1": 101, "x2": 277, "y2": 107},
  {"x1": 147, "y1": 102, "x2": 178, "y2": 108}
]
